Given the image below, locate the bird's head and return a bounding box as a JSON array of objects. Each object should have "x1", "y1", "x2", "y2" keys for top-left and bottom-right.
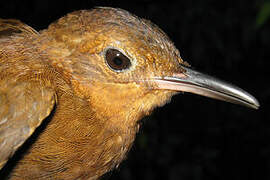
[{"x1": 39, "y1": 7, "x2": 259, "y2": 126}]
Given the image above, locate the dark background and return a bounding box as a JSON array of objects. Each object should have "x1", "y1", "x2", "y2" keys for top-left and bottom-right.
[{"x1": 0, "y1": 0, "x2": 269, "y2": 179}]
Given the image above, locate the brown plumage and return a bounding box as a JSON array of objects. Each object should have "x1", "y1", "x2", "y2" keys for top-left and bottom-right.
[{"x1": 0, "y1": 7, "x2": 259, "y2": 179}]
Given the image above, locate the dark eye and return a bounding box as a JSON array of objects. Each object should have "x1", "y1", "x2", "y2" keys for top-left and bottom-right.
[{"x1": 105, "y1": 49, "x2": 131, "y2": 72}]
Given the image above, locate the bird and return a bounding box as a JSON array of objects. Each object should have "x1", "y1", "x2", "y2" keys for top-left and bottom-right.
[{"x1": 0, "y1": 7, "x2": 259, "y2": 180}]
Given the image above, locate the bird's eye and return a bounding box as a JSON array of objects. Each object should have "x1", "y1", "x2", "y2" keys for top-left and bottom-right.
[{"x1": 105, "y1": 49, "x2": 131, "y2": 72}]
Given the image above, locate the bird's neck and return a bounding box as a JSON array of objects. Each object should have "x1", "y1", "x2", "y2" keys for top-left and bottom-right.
[{"x1": 52, "y1": 88, "x2": 139, "y2": 177}]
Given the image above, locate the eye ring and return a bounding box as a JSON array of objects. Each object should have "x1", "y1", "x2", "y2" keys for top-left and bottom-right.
[{"x1": 105, "y1": 48, "x2": 132, "y2": 72}]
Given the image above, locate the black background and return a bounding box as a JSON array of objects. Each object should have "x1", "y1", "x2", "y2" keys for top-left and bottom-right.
[{"x1": 0, "y1": 0, "x2": 269, "y2": 180}]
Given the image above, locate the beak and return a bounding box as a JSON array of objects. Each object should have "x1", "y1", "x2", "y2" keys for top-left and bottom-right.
[{"x1": 154, "y1": 66, "x2": 259, "y2": 109}]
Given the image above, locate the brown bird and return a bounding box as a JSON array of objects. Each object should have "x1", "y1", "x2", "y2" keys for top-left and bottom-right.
[{"x1": 0, "y1": 7, "x2": 259, "y2": 180}]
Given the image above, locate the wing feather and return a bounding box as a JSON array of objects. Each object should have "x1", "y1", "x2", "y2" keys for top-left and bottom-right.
[
  {"x1": 0, "y1": 19, "x2": 38, "y2": 38},
  {"x1": 0, "y1": 80, "x2": 56, "y2": 169}
]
